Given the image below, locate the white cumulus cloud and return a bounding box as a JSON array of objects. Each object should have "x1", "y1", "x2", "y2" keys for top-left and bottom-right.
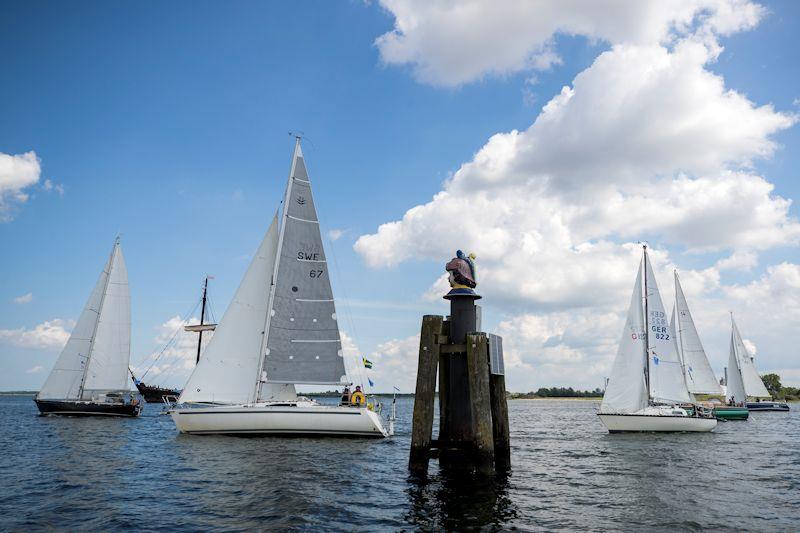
[
  {"x1": 360, "y1": 3, "x2": 800, "y2": 388},
  {"x1": 375, "y1": 0, "x2": 765, "y2": 86},
  {"x1": 0, "y1": 319, "x2": 73, "y2": 350},
  {"x1": 0, "y1": 151, "x2": 42, "y2": 221}
]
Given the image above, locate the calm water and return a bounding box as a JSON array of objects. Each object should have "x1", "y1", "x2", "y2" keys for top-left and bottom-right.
[{"x1": 1, "y1": 396, "x2": 798, "y2": 531}]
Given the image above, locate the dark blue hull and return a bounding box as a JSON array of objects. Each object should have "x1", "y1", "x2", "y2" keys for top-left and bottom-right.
[
  {"x1": 35, "y1": 399, "x2": 142, "y2": 417},
  {"x1": 745, "y1": 401, "x2": 790, "y2": 412}
]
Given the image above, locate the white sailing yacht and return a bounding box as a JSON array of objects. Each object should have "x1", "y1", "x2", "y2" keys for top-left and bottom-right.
[
  {"x1": 726, "y1": 315, "x2": 789, "y2": 412},
  {"x1": 598, "y1": 246, "x2": 716, "y2": 432},
  {"x1": 169, "y1": 138, "x2": 392, "y2": 437},
  {"x1": 35, "y1": 239, "x2": 141, "y2": 417},
  {"x1": 672, "y1": 271, "x2": 724, "y2": 397}
]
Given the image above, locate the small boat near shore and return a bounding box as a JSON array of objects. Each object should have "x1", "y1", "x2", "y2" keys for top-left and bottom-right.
[
  {"x1": 726, "y1": 316, "x2": 790, "y2": 412},
  {"x1": 598, "y1": 246, "x2": 716, "y2": 433},
  {"x1": 35, "y1": 239, "x2": 141, "y2": 418}
]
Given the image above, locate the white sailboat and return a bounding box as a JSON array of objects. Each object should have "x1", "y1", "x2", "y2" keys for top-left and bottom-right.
[
  {"x1": 170, "y1": 138, "x2": 392, "y2": 437},
  {"x1": 598, "y1": 246, "x2": 716, "y2": 432},
  {"x1": 672, "y1": 271, "x2": 724, "y2": 396},
  {"x1": 726, "y1": 315, "x2": 789, "y2": 412},
  {"x1": 35, "y1": 239, "x2": 141, "y2": 417}
]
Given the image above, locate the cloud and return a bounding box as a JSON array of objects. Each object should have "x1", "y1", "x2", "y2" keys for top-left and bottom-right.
[
  {"x1": 366, "y1": 334, "x2": 421, "y2": 392},
  {"x1": 356, "y1": 39, "x2": 798, "y2": 313},
  {"x1": 328, "y1": 228, "x2": 346, "y2": 241},
  {"x1": 0, "y1": 319, "x2": 73, "y2": 350},
  {"x1": 0, "y1": 151, "x2": 42, "y2": 221},
  {"x1": 26, "y1": 365, "x2": 44, "y2": 374},
  {"x1": 42, "y1": 179, "x2": 64, "y2": 196},
  {"x1": 375, "y1": 0, "x2": 765, "y2": 86},
  {"x1": 360, "y1": 4, "x2": 800, "y2": 388},
  {"x1": 13, "y1": 293, "x2": 33, "y2": 304}
]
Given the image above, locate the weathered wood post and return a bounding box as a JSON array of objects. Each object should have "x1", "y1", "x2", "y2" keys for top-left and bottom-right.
[
  {"x1": 466, "y1": 332, "x2": 494, "y2": 471},
  {"x1": 409, "y1": 315, "x2": 443, "y2": 473},
  {"x1": 408, "y1": 251, "x2": 510, "y2": 474}
]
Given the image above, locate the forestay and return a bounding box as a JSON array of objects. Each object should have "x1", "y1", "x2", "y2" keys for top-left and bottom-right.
[
  {"x1": 674, "y1": 272, "x2": 723, "y2": 395},
  {"x1": 725, "y1": 330, "x2": 747, "y2": 403},
  {"x1": 731, "y1": 317, "x2": 771, "y2": 398},
  {"x1": 179, "y1": 215, "x2": 280, "y2": 405},
  {"x1": 645, "y1": 256, "x2": 692, "y2": 405},
  {"x1": 601, "y1": 262, "x2": 649, "y2": 414},
  {"x1": 37, "y1": 246, "x2": 114, "y2": 400},
  {"x1": 262, "y1": 141, "x2": 347, "y2": 385}
]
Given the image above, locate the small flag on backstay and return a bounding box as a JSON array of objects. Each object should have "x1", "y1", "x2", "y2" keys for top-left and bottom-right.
[{"x1": 362, "y1": 357, "x2": 373, "y2": 369}]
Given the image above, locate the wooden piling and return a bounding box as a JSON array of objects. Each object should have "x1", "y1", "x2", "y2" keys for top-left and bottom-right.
[
  {"x1": 490, "y1": 373, "x2": 511, "y2": 469},
  {"x1": 409, "y1": 315, "x2": 443, "y2": 472},
  {"x1": 466, "y1": 333, "x2": 494, "y2": 471}
]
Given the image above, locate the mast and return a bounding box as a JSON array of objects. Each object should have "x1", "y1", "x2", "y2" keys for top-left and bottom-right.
[
  {"x1": 196, "y1": 276, "x2": 209, "y2": 364},
  {"x1": 77, "y1": 238, "x2": 117, "y2": 399},
  {"x1": 643, "y1": 245, "x2": 651, "y2": 403},
  {"x1": 674, "y1": 270, "x2": 693, "y2": 400},
  {"x1": 252, "y1": 135, "x2": 301, "y2": 403}
]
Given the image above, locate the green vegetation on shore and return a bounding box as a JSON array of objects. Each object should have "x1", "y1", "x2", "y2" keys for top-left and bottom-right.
[
  {"x1": 510, "y1": 387, "x2": 603, "y2": 400},
  {"x1": 761, "y1": 374, "x2": 800, "y2": 401}
]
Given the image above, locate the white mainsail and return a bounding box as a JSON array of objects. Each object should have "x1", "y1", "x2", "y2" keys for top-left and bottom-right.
[
  {"x1": 730, "y1": 316, "x2": 771, "y2": 398},
  {"x1": 600, "y1": 261, "x2": 648, "y2": 414},
  {"x1": 37, "y1": 241, "x2": 131, "y2": 400},
  {"x1": 179, "y1": 214, "x2": 287, "y2": 404},
  {"x1": 645, "y1": 256, "x2": 692, "y2": 405},
  {"x1": 673, "y1": 272, "x2": 723, "y2": 395},
  {"x1": 725, "y1": 330, "x2": 747, "y2": 403},
  {"x1": 261, "y1": 140, "x2": 347, "y2": 387}
]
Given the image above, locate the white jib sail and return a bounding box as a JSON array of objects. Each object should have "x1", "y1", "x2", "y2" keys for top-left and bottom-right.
[
  {"x1": 37, "y1": 245, "x2": 114, "y2": 400},
  {"x1": 600, "y1": 261, "x2": 648, "y2": 414},
  {"x1": 725, "y1": 330, "x2": 747, "y2": 403},
  {"x1": 179, "y1": 214, "x2": 283, "y2": 405},
  {"x1": 645, "y1": 255, "x2": 692, "y2": 405},
  {"x1": 674, "y1": 272, "x2": 723, "y2": 395},
  {"x1": 261, "y1": 140, "x2": 347, "y2": 386},
  {"x1": 731, "y1": 317, "x2": 771, "y2": 398},
  {"x1": 81, "y1": 243, "x2": 132, "y2": 396}
]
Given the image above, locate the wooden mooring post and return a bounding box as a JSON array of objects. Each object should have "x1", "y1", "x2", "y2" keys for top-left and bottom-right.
[{"x1": 409, "y1": 253, "x2": 510, "y2": 473}]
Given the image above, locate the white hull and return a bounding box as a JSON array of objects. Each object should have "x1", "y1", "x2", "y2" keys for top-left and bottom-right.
[
  {"x1": 170, "y1": 401, "x2": 390, "y2": 438},
  {"x1": 598, "y1": 411, "x2": 717, "y2": 433}
]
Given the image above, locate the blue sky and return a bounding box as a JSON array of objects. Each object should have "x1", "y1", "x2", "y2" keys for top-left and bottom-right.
[{"x1": 2, "y1": 1, "x2": 799, "y2": 392}]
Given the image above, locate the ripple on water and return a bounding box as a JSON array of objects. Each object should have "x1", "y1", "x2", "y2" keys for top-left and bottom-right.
[{"x1": 1, "y1": 396, "x2": 799, "y2": 530}]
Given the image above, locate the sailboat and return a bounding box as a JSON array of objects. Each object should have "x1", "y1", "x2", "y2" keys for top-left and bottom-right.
[
  {"x1": 169, "y1": 138, "x2": 392, "y2": 437},
  {"x1": 672, "y1": 272, "x2": 747, "y2": 420},
  {"x1": 726, "y1": 315, "x2": 789, "y2": 412},
  {"x1": 130, "y1": 275, "x2": 216, "y2": 403},
  {"x1": 598, "y1": 246, "x2": 716, "y2": 432},
  {"x1": 35, "y1": 239, "x2": 142, "y2": 417}
]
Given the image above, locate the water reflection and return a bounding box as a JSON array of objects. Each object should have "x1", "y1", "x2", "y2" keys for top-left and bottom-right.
[{"x1": 406, "y1": 466, "x2": 517, "y2": 530}]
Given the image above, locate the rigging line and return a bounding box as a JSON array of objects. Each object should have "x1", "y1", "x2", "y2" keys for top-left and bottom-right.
[
  {"x1": 325, "y1": 232, "x2": 370, "y2": 393},
  {"x1": 140, "y1": 298, "x2": 201, "y2": 380}
]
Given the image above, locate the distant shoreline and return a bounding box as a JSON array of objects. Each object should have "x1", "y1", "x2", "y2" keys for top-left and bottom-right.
[{"x1": 510, "y1": 397, "x2": 601, "y2": 401}]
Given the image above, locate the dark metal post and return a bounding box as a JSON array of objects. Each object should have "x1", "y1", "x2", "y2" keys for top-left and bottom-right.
[{"x1": 196, "y1": 276, "x2": 208, "y2": 364}]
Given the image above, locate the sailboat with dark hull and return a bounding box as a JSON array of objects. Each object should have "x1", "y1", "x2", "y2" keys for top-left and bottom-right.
[
  {"x1": 35, "y1": 239, "x2": 141, "y2": 417},
  {"x1": 131, "y1": 276, "x2": 216, "y2": 403}
]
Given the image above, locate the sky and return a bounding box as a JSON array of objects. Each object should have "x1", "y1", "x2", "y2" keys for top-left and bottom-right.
[{"x1": 1, "y1": 0, "x2": 799, "y2": 393}]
